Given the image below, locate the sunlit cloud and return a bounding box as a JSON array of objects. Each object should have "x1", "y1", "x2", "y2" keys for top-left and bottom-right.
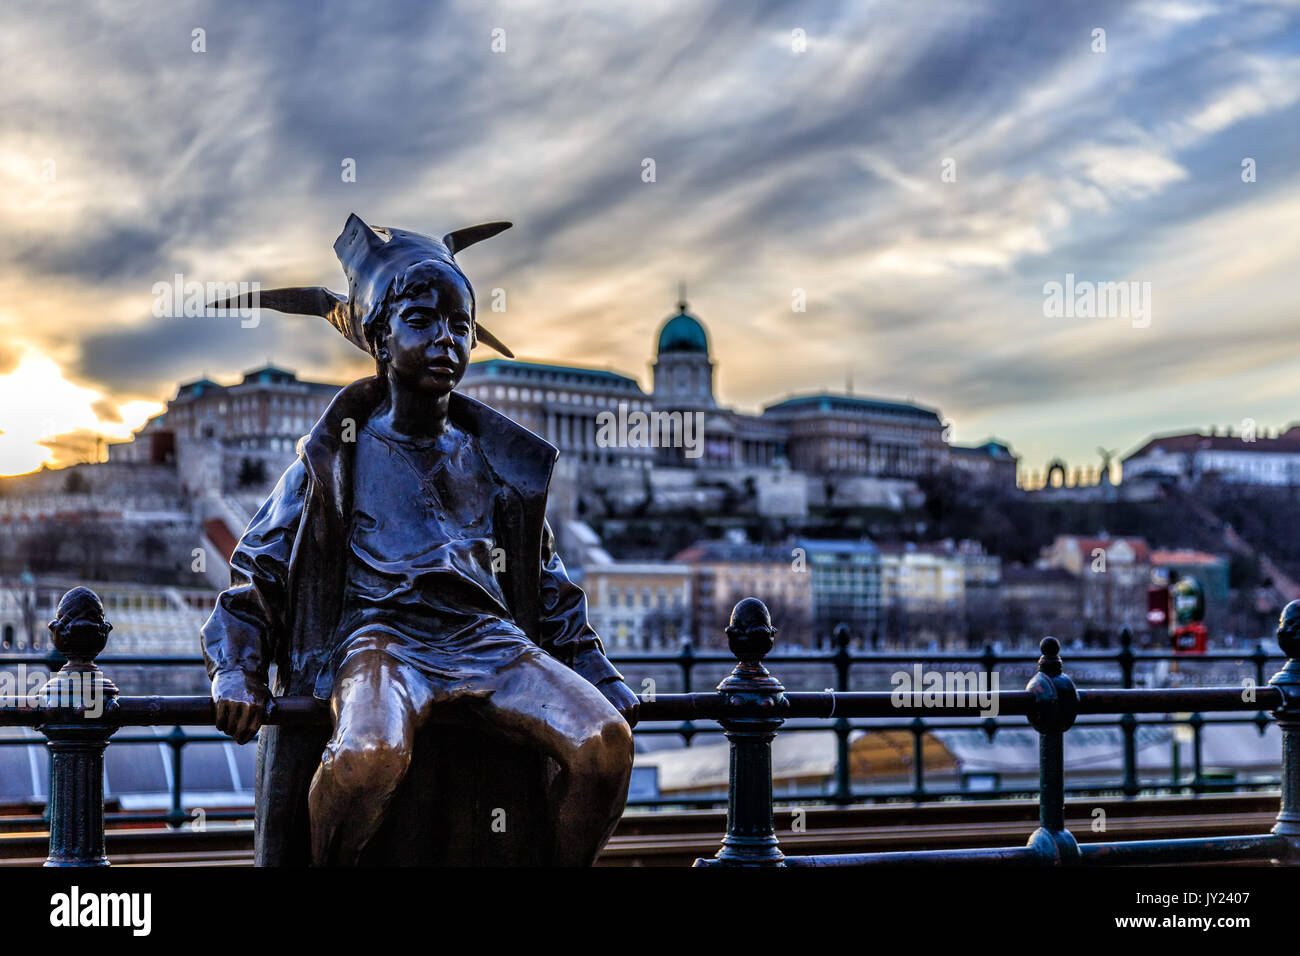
[{"x1": 0, "y1": 0, "x2": 1295, "y2": 480}]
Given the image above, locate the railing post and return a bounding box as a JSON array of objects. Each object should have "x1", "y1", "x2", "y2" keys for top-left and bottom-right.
[
  {"x1": 832, "y1": 623, "x2": 852, "y2": 806},
  {"x1": 1119, "y1": 712, "x2": 1139, "y2": 797},
  {"x1": 1118, "y1": 627, "x2": 1138, "y2": 797},
  {"x1": 701, "y1": 598, "x2": 788, "y2": 867},
  {"x1": 910, "y1": 716, "x2": 926, "y2": 799},
  {"x1": 679, "y1": 639, "x2": 696, "y2": 747},
  {"x1": 165, "y1": 726, "x2": 187, "y2": 828},
  {"x1": 36, "y1": 587, "x2": 119, "y2": 867},
  {"x1": 1025, "y1": 636, "x2": 1080, "y2": 865},
  {"x1": 1117, "y1": 626, "x2": 1134, "y2": 689},
  {"x1": 1268, "y1": 601, "x2": 1300, "y2": 863},
  {"x1": 1253, "y1": 639, "x2": 1269, "y2": 689},
  {"x1": 1189, "y1": 713, "x2": 1205, "y2": 793}
]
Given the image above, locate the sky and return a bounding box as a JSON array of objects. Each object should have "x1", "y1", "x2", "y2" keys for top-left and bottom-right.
[{"x1": 0, "y1": 0, "x2": 1297, "y2": 478}]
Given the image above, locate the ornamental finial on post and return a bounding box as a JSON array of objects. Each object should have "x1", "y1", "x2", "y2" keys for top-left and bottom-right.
[
  {"x1": 725, "y1": 597, "x2": 776, "y2": 660},
  {"x1": 48, "y1": 587, "x2": 112, "y2": 667},
  {"x1": 1026, "y1": 636, "x2": 1076, "y2": 732},
  {"x1": 1275, "y1": 601, "x2": 1300, "y2": 674},
  {"x1": 718, "y1": 597, "x2": 782, "y2": 697},
  {"x1": 40, "y1": 587, "x2": 117, "y2": 714},
  {"x1": 1269, "y1": 601, "x2": 1300, "y2": 709}
]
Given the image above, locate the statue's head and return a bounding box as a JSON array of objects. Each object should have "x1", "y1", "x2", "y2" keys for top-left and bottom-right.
[
  {"x1": 369, "y1": 258, "x2": 475, "y2": 396},
  {"x1": 210, "y1": 213, "x2": 514, "y2": 393}
]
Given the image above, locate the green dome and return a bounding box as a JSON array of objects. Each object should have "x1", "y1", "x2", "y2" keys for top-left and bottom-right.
[{"x1": 657, "y1": 304, "x2": 709, "y2": 355}]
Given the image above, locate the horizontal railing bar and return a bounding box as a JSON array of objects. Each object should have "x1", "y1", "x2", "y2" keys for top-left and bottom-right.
[
  {"x1": 1077, "y1": 687, "x2": 1284, "y2": 713},
  {"x1": 786, "y1": 691, "x2": 1038, "y2": 718},
  {"x1": 771, "y1": 831, "x2": 1293, "y2": 867},
  {"x1": 774, "y1": 844, "x2": 1046, "y2": 866},
  {"x1": 0, "y1": 648, "x2": 1283, "y2": 669},
  {"x1": 0, "y1": 711, "x2": 1275, "y2": 741},
  {"x1": 0, "y1": 695, "x2": 325, "y2": 727},
  {"x1": 637, "y1": 692, "x2": 1044, "y2": 720},
  {"x1": 636, "y1": 713, "x2": 1275, "y2": 729},
  {"x1": 0, "y1": 811, "x2": 254, "y2": 828},
  {"x1": 0, "y1": 685, "x2": 1283, "y2": 727},
  {"x1": 1079, "y1": 833, "x2": 1287, "y2": 865},
  {"x1": 4, "y1": 778, "x2": 1283, "y2": 827}
]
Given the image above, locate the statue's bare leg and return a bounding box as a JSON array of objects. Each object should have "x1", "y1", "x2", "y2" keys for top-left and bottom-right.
[
  {"x1": 308, "y1": 649, "x2": 433, "y2": 866},
  {"x1": 469, "y1": 648, "x2": 634, "y2": 865}
]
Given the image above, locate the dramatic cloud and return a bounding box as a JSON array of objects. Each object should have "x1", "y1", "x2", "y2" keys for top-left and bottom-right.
[{"x1": 0, "y1": 0, "x2": 1297, "y2": 475}]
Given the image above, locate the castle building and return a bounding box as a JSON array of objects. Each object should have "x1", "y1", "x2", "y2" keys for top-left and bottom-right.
[
  {"x1": 949, "y1": 439, "x2": 1019, "y2": 487},
  {"x1": 649, "y1": 299, "x2": 787, "y2": 469},
  {"x1": 464, "y1": 295, "x2": 959, "y2": 482},
  {"x1": 103, "y1": 298, "x2": 1009, "y2": 517},
  {"x1": 108, "y1": 365, "x2": 341, "y2": 496},
  {"x1": 459, "y1": 360, "x2": 654, "y2": 470},
  {"x1": 762, "y1": 394, "x2": 947, "y2": 478}
]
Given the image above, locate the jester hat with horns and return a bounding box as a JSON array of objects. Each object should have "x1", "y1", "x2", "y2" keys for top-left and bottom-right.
[{"x1": 212, "y1": 213, "x2": 514, "y2": 358}]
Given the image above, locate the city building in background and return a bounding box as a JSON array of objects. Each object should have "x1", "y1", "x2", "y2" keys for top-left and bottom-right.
[
  {"x1": 460, "y1": 360, "x2": 654, "y2": 470},
  {"x1": 21, "y1": 300, "x2": 1272, "y2": 662},
  {"x1": 1122, "y1": 426, "x2": 1300, "y2": 486},
  {"x1": 107, "y1": 364, "x2": 340, "y2": 498},
  {"x1": 673, "y1": 538, "x2": 812, "y2": 648},
  {"x1": 949, "y1": 439, "x2": 1020, "y2": 487},
  {"x1": 794, "y1": 538, "x2": 882, "y2": 644},
  {"x1": 876, "y1": 539, "x2": 998, "y2": 647},
  {"x1": 582, "y1": 560, "x2": 692, "y2": 651},
  {"x1": 459, "y1": 296, "x2": 1013, "y2": 519},
  {"x1": 761, "y1": 394, "x2": 947, "y2": 479},
  {"x1": 1000, "y1": 566, "x2": 1083, "y2": 647},
  {"x1": 1039, "y1": 534, "x2": 1152, "y2": 644}
]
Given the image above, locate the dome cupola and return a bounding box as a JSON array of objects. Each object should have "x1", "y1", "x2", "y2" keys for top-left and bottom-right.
[
  {"x1": 656, "y1": 295, "x2": 709, "y2": 356},
  {"x1": 651, "y1": 287, "x2": 716, "y2": 409}
]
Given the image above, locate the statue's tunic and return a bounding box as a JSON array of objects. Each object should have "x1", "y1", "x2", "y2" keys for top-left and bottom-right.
[{"x1": 320, "y1": 416, "x2": 539, "y2": 700}]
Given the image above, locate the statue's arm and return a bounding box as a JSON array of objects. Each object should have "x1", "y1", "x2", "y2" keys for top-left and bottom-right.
[
  {"x1": 201, "y1": 457, "x2": 309, "y2": 689},
  {"x1": 536, "y1": 519, "x2": 624, "y2": 687}
]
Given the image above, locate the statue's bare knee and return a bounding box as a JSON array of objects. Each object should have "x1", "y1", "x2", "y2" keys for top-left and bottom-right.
[
  {"x1": 309, "y1": 730, "x2": 415, "y2": 866},
  {"x1": 567, "y1": 713, "x2": 633, "y2": 785},
  {"x1": 316, "y1": 732, "x2": 413, "y2": 804}
]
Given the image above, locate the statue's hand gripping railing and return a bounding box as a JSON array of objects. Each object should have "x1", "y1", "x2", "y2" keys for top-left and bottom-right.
[{"x1": 2, "y1": 587, "x2": 1298, "y2": 867}]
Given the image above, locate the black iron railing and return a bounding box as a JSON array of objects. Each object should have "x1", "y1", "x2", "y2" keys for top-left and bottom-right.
[
  {"x1": 0, "y1": 622, "x2": 1281, "y2": 815},
  {"x1": 0, "y1": 587, "x2": 1296, "y2": 866}
]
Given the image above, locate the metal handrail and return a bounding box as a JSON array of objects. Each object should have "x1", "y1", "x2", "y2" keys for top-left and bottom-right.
[
  {"x1": 0, "y1": 622, "x2": 1283, "y2": 812},
  {"x1": 6, "y1": 586, "x2": 1299, "y2": 866}
]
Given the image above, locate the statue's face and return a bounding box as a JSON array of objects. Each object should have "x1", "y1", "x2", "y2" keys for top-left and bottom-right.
[{"x1": 382, "y1": 267, "x2": 474, "y2": 395}]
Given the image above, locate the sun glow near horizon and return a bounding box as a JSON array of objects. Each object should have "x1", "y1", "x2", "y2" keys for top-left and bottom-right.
[{"x1": 0, "y1": 350, "x2": 163, "y2": 477}]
